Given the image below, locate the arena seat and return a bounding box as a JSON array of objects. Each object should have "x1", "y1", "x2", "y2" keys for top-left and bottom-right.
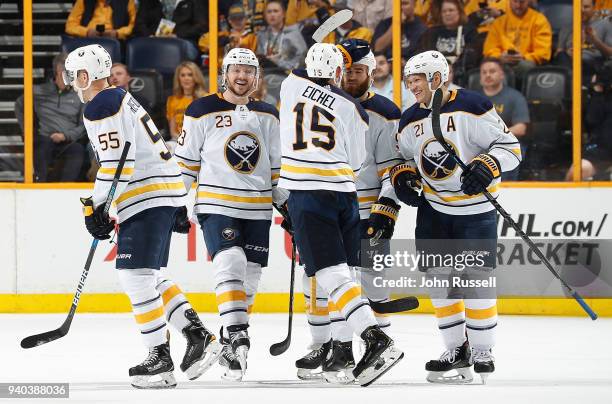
[
  {"x1": 126, "y1": 37, "x2": 190, "y2": 77},
  {"x1": 129, "y1": 69, "x2": 163, "y2": 112},
  {"x1": 61, "y1": 35, "x2": 121, "y2": 63}
]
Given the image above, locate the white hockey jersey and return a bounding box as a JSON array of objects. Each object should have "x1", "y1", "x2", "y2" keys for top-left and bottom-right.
[
  {"x1": 278, "y1": 69, "x2": 369, "y2": 193},
  {"x1": 84, "y1": 86, "x2": 186, "y2": 223},
  {"x1": 397, "y1": 89, "x2": 522, "y2": 215},
  {"x1": 356, "y1": 92, "x2": 403, "y2": 219},
  {"x1": 174, "y1": 93, "x2": 281, "y2": 220}
]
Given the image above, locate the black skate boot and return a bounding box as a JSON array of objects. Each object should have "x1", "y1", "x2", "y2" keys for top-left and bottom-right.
[
  {"x1": 179, "y1": 309, "x2": 222, "y2": 380},
  {"x1": 352, "y1": 326, "x2": 404, "y2": 387},
  {"x1": 425, "y1": 340, "x2": 473, "y2": 384},
  {"x1": 218, "y1": 329, "x2": 244, "y2": 381},
  {"x1": 323, "y1": 340, "x2": 356, "y2": 384},
  {"x1": 471, "y1": 347, "x2": 495, "y2": 384},
  {"x1": 295, "y1": 340, "x2": 331, "y2": 380},
  {"x1": 129, "y1": 341, "x2": 176, "y2": 389}
]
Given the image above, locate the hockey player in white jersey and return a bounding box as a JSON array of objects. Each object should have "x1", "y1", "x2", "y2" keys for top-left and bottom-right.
[
  {"x1": 278, "y1": 42, "x2": 404, "y2": 387},
  {"x1": 294, "y1": 40, "x2": 404, "y2": 384},
  {"x1": 391, "y1": 51, "x2": 522, "y2": 384},
  {"x1": 174, "y1": 48, "x2": 284, "y2": 381},
  {"x1": 64, "y1": 45, "x2": 221, "y2": 389}
]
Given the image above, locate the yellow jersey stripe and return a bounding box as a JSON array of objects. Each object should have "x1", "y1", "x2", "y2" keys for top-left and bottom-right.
[
  {"x1": 197, "y1": 191, "x2": 273, "y2": 204},
  {"x1": 466, "y1": 305, "x2": 498, "y2": 320},
  {"x1": 434, "y1": 301, "x2": 465, "y2": 318},
  {"x1": 134, "y1": 306, "x2": 164, "y2": 324},
  {"x1": 281, "y1": 164, "x2": 355, "y2": 178},
  {"x1": 178, "y1": 161, "x2": 201, "y2": 171},
  {"x1": 98, "y1": 167, "x2": 134, "y2": 176},
  {"x1": 424, "y1": 183, "x2": 500, "y2": 202},
  {"x1": 377, "y1": 167, "x2": 391, "y2": 178},
  {"x1": 358, "y1": 196, "x2": 378, "y2": 204},
  {"x1": 115, "y1": 182, "x2": 185, "y2": 205}
]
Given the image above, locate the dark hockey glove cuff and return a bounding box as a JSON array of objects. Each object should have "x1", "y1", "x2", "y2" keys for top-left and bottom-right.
[
  {"x1": 276, "y1": 203, "x2": 293, "y2": 236},
  {"x1": 389, "y1": 163, "x2": 423, "y2": 207},
  {"x1": 81, "y1": 197, "x2": 115, "y2": 240},
  {"x1": 367, "y1": 197, "x2": 401, "y2": 240},
  {"x1": 173, "y1": 206, "x2": 191, "y2": 234},
  {"x1": 460, "y1": 153, "x2": 501, "y2": 195}
]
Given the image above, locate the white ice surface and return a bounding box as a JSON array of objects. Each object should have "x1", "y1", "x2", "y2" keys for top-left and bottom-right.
[{"x1": 1, "y1": 313, "x2": 611, "y2": 404}]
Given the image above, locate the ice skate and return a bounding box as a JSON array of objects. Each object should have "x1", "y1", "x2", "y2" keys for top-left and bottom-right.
[
  {"x1": 295, "y1": 341, "x2": 330, "y2": 380},
  {"x1": 219, "y1": 326, "x2": 249, "y2": 381},
  {"x1": 219, "y1": 338, "x2": 244, "y2": 381},
  {"x1": 352, "y1": 326, "x2": 403, "y2": 387},
  {"x1": 129, "y1": 341, "x2": 177, "y2": 389},
  {"x1": 179, "y1": 309, "x2": 223, "y2": 380},
  {"x1": 472, "y1": 347, "x2": 495, "y2": 384},
  {"x1": 323, "y1": 340, "x2": 356, "y2": 384},
  {"x1": 426, "y1": 340, "x2": 473, "y2": 384}
]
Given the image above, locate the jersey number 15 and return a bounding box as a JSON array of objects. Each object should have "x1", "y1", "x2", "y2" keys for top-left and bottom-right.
[{"x1": 293, "y1": 102, "x2": 336, "y2": 151}]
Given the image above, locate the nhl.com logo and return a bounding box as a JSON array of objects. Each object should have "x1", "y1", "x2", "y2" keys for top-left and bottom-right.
[{"x1": 225, "y1": 132, "x2": 260, "y2": 174}]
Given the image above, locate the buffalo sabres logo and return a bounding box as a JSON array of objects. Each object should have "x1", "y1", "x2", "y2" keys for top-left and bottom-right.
[
  {"x1": 420, "y1": 138, "x2": 458, "y2": 180},
  {"x1": 222, "y1": 228, "x2": 236, "y2": 240},
  {"x1": 225, "y1": 132, "x2": 260, "y2": 174}
]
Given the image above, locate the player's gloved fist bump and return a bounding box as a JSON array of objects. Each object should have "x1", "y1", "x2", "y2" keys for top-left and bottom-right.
[
  {"x1": 367, "y1": 197, "x2": 401, "y2": 240},
  {"x1": 460, "y1": 153, "x2": 501, "y2": 195},
  {"x1": 389, "y1": 163, "x2": 423, "y2": 207},
  {"x1": 81, "y1": 197, "x2": 115, "y2": 240},
  {"x1": 173, "y1": 206, "x2": 191, "y2": 234}
]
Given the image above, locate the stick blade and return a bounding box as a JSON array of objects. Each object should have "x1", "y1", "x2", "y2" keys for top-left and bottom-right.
[
  {"x1": 269, "y1": 338, "x2": 291, "y2": 356},
  {"x1": 312, "y1": 9, "x2": 353, "y2": 43},
  {"x1": 21, "y1": 328, "x2": 66, "y2": 349},
  {"x1": 369, "y1": 296, "x2": 419, "y2": 314}
]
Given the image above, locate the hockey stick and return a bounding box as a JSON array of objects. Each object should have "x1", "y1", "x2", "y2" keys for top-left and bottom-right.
[
  {"x1": 21, "y1": 141, "x2": 133, "y2": 349},
  {"x1": 269, "y1": 233, "x2": 296, "y2": 356},
  {"x1": 429, "y1": 88, "x2": 598, "y2": 320},
  {"x1": 312, "y1": 9, "x2": 353, "y2": 43},
  {"x1": 368, "y1": 296, "x2": 419, "y2": 314}
]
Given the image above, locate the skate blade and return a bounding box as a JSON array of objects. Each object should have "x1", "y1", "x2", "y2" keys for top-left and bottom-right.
[
  {"x1": 355, "y1": 346, "x2": 404, "y2": 387},
  {"x1": 236, "y1": 346, "x2": 249, "y2": 373},
  {"x1": 221, "y1": 368, "x2": 244, "y2": 382},
  {"x1": 185, "y1": 340, "x2": 224, "y2": 380},
  {"x1": 131, "y1": 371, "x2": 177, "y2": 389},
  {"x1": 478, "y1": 372, "x2": 491, "y2": 385},
  {"x1": 324, "y1": 369, "x2": 355, "y2": 385},
  {"x1": 426, "y1": 367, "x2": 474, "y2": 385},
  {"x1": 297, "y1": 368, "x2": 325, "y2": 381}
]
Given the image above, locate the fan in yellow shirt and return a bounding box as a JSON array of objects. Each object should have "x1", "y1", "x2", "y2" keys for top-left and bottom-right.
[{"x1": 166, "y1": 62, "x2": 207, "y2": 140}]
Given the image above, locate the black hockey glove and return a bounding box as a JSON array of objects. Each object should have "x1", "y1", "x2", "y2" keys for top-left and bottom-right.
[
  {"x1": 389, "y1": 163, "x2": 423, "y2": 207},
  {"x1": 366, "y1": 197, "x2": 401, "y2": 240},
  {"x1": 81, "y1": 197, "x2": 115, "y2": 240},
  {"x1": 460, "y1": 153, "x2": 501, "y2": 195},
  {"x1": 275, "y1": 203, "x2": 293, "y2": 236},
  {"x1": 173, "y1": 206, "x2": 191, "y2": 234}
]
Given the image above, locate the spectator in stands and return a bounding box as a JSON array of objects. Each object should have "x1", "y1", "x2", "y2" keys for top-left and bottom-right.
[
  {"x1": 414, "y1": 0, "x2": 433, "y2": 26},
  {"x1": 109, "y1": 62, "x2": 131, "y2": 88},
  {"x1": 555, "y1": 0, "x2": 612, "y2": 78},
  {"x1": 14, "y1": 54, "x2": 85, "y2": 182},
  {"x1": 166, "y1": 61, "x2": 207, "y2": 140},
  {"x1": 199, "y1": 3, "x2": 257, "y2": 65},
  {"x1": 256, "y1": 0, "x2": 308, "y2": 71},
  {"x1": 371, "y1": 52, "x2": 411, "y2": 108},
  {"x1": 65, "y1": 0, "x2": 136, "y2": 40},
  {"x1": 350, "y1": 0, "x2": 393, "y2": 32},
  {"x1": 321, "y1": 1, "x2": 374, "y2": 44},
  {"x1": 416, "y1": 0, "x2": 478, "y2": 66},
  {"x1": 372, "y1": 0, "x2": 426, "y2": 58},
  {"x1": 479, "y1": 57, "x2": 528, "y2": 180},
  {"x1": 132, "y1": 0, "x2": 208, "y2": 60},
  {"x1": 251, "y1": 68, "x2": 278, "y2": 105},
  {"x1": 464, "y1": 0, "x2": 509, "y2": 35},
  {"x1": 285, "y1": 0, "x2": 330, "y2": 27},
  {"x1": 483, "y1": 0, "x2": 552, "y2": 79}
]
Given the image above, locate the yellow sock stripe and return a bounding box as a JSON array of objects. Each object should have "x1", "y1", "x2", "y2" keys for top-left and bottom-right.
[
  {"x1": 134, "y1": 306, "x2": 165, "y2": 324},
  {"x1": 328, "y1": 301, "x2": 338, "y2": 312},
  {"x1": 247, "y1": 304, "x2": 253, "y2": 315},
  {"x1": 216, "y1": 290, "x2": 247, "y2": 305},
  {"x1": 434, "y1": 301, "x2": 465, "y2": 318},
  {"x1": 334, "y1": 286, "x2": 362, "y2": 312},
  {"x1": 161, "y1": 285, "x2": 182, "y2": 306},
  {"x1": 197, "y1": 191, "x2": 272, "y2": 203},
  {"x1": 281, "y1": 164, "x2": 355, "y2": 178},
  {"x1": 115, "y1": 182, "x2": 185, "y2": 204},
  {"x1": 465, "y1": 305, "x2": 498, "y2": 320}
]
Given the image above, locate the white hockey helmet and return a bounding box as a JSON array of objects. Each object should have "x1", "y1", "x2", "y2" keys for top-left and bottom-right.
[
  {"x1": 64, "y1": 44, "x2": 112, "y2": 102},
  {"x1": 403, "y1": 50, "x2": 449, "y2": 91},
  {"x1": 222, "y1": 47, "x2": 260, "y2": 92},
  {"x1": 305, "y1": 43, "x2": 344, "y2": 85}
]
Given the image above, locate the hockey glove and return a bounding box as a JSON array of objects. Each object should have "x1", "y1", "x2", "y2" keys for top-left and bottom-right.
[
  {"x1": 460, "y1": 154, "x2": 501, "y2": 195},
  {"x1": 173, "y1": 206, "x2": 191, "y2": 234},
  {"x1": 275, "y1": 203, "x2": 293, "y2": 236},
  {"x1": 81, "y1": 197, "x2": 115, "y2": 240},
  {"x1": 367, "y1": 197, "x2": 401, "y2": 240},
  {"x1": 389, "y1": 163, "x2": 423, "y2": 207}
]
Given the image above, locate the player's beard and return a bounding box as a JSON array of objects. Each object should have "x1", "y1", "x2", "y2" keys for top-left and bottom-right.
[
  {"x1": 344, "y1": 79, "x2": 370, "y2": 99},
  {"x1": 227, "y1": 80, "x2": 254, "y2": 98}
]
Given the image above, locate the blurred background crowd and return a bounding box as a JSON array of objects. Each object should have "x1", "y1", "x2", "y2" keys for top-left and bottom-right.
[{"x1": 1, "y1": 0, "x2": 611, "y2": 182}]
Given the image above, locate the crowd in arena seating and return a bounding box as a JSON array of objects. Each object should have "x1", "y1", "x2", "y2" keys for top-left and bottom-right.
[{"x1": 13, "y1": 0, "x2": 612, "y2": 182}]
